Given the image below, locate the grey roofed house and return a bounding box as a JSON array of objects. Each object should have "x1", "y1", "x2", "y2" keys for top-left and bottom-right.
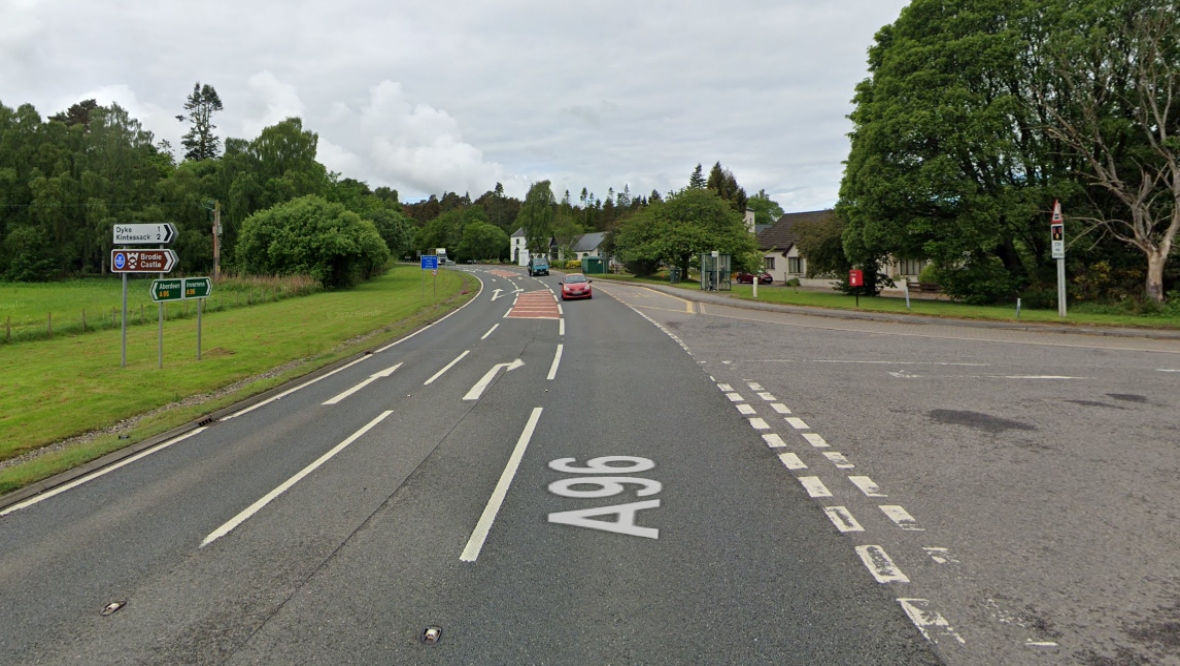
[
  {"x1": 570, "y1": 232, "x2": 607, "y2": 255},
  {"x1": 757, "y1": 209, "x2": 834, "y2": 252}
]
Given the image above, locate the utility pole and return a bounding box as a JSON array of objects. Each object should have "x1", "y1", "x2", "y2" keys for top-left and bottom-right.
[{"x1": 213, "y1": 200, "x2": 221, "y2": 281}]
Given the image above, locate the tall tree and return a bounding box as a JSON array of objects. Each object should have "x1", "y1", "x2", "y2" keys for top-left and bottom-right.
[
  {"x1": 688, "y1": 164, "x2": 706, "y2": 189},
  {"x1": 176, "y1": 82, "x2": 224, "y2": 161},
  {"x1": 747, "y1": 189, "x2": 784, "y2": 226},
  {"x1": 517, "y1": 180, "x2": 555, "y2": 255},
  {"x1": 49, "y1": 99, "x2": 99, "y2": 129}
]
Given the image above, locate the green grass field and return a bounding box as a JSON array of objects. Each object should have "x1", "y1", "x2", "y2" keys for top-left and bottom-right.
[
  {"x1": 594, "y1": 273, "x2": 1180, "y2": 329},
  {"x1": 0, "y1": 265, "x2": 476, "y2": 493}
]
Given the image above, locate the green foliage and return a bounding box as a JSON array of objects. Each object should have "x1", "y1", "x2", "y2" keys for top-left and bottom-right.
[
  {"x1": 937, "y1": 254, "x2": 1016, "y2": 304},
  {"x1": 368, "y1": 208, "x2": 415, "y2": 260},
  {"x1": 747, "y1": 189, "x2": 784, "y2": 227},
  {"x1": 235, "y1": 195, "x2": 389, "y2": 288},
  {"x1": 784, "y1": 277, "x2": 801, "y2": 287},
  {"x1": 176, "y1": 82, "x2": 223, "y2": 161},
  {"x1": 457, "y1": 221, "x2": 509, "y2": 262},
  {"x1": 706, "y1": 162, "x2": 748, "y2": 213},
  {"x1": 517, "y1": 181, "x2": 555, "y2": 254},
  {"x1": 917, "y1": 262, "x2": 940, "y2": 284},
  {"x1": 794, "y1": 214, "x2": 850, "y2": 278},
  {"x1": 688, "y1": 164, "x2": 706, "y2": 189},
  {"x1": 613, "y1": 188, "x2": 759, "y2": 277}
]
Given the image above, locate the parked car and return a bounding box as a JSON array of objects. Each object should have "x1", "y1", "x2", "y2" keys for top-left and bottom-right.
[
  {"x1": 560, "y1": 273, "x2": 592, "y2": 300},
  {"x1": 528, "y1": 256, "x2": 550, "y2": 276},
  {"x1": 735, "y1": 271, "x2": 773, "y2": 285}
]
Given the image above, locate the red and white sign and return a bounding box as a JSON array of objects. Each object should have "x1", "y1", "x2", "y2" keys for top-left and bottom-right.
[
  {"x1": 111, "y1": 249, "x2": 177, "y2": 273},
  {"x1": 1052, "y1": 200, "x2": 1063, "y2": 223},
  {"x1": 849, "y1": 269, "x2": 864, "y2": 288}
]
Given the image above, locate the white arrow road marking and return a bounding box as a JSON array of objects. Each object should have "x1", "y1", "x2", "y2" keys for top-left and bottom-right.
[
  {"x1": 323, "y1": 363, "x2": 403, "y2": 405},
  {"x1": 425, "y1": 351, "x2": 470, "y2": 385},
  {"x1": 463, "y1": 359, "x2": 524, "y2": 400},
  {"x1": 0, "y1": 427, "x2": 208, "y2": 517},
  {"x1": 461, "y1": 407, "x2": 543, "y2": 562},
  {"x1": 201, "y1": 411, "x2": 392, "y2": 548},
  {"x1": 491, "y1": 289, "x2": 504, "y2": 301},
  {"x1": 897, "y1": 599, "x2": 965, "y2": 644},
  {"x1": 547, "y1": 344, "x2": 563, "y2": 380}
]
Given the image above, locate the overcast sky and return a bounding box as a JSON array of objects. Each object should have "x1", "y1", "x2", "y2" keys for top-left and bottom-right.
[{"x1": 1, "y1": 0, "x2": 910, "y2": 211}]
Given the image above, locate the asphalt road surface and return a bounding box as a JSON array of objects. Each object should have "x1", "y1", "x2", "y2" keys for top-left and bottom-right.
[{"x1": 3, "y1": 268, "x2": 1175, "y2": 665}]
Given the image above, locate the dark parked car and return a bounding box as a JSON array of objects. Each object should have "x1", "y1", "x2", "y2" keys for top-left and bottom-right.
[{"x1": 736, "y1": 272, "x2": 773, "y2": 285}]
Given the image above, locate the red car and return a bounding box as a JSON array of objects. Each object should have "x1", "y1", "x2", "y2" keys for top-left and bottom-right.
[
  {"x1": 561, "y1": 273, "x2": 593, "y2": 300},
  {"x1": 736, "y1": 272, "x2": 773, "y2": 285}
]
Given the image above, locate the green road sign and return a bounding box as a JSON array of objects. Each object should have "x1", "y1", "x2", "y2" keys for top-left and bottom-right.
[
  {"x1": 150, "y1": 279, "x2": 184, "y2": 302},
  {"x1": 184, "y1": 277, "x2": 212, "y2": 299}
]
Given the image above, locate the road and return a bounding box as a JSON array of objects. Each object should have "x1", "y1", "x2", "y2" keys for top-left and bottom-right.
[{"x1": 0, "y1": 267, "x2": 936, "y2": 665}]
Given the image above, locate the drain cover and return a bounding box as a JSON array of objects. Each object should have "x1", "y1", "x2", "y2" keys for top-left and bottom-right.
[
  {"x1": 421, "y1": 625, "x2": 443, "y2": 645},
  {"x1": 100, "y1": 601, "x2": 126, "y2": 616}
]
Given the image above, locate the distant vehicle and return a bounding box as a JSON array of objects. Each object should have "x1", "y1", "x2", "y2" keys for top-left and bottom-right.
[
  {"x1": 561, "y1": 273, "x2": 592, "y2": 300},
  {"x1": 736, "y1": 271, "x2": 773, "y2": 285},
  {"x1": 528, "y1": 256, "x2": 550, "y2": 276}
]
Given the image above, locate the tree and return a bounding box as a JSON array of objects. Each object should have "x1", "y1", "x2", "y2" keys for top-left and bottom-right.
[
  {"x1": 706, "y1": 162, "x2": 749, "y2": 213},
  {"x1": 747, "y1": 189, "x2": 784, "y2": 227},
  {"x1": 457, "y1": 221, "x2": 510, "y2": 262},
  {"x1": 236, "y1": 195, "x2": 388, "y2": 287},
  {"x1": 49, "y1": 99, "x2": 99, "y2": 129},
  {"x1": 517, "y1": 180, "x2": 555, "y2": 256},
  {"x1": 176, "y1": 82, "x2": 224, "y2": 161},
  {"x1": 688, "y1": 164, "x2": 706, "y2": 189},
  {"x1": 1038, "y1": 1, "x2": 1180, "y2": 302}
]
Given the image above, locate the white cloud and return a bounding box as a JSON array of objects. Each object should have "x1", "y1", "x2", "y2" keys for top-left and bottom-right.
[{"x1": 240, "y1": 71, "x2": 306, "y2": 138}]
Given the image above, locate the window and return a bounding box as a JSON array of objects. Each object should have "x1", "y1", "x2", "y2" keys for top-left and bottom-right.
[
  {"x1": 788, "y1": 257, "x2": 803, "y2": 274},
  {"x1": 763, "y1": 257, "x2": 775, "y2": 270},
  {"x1": 897, "y1": 258, "x2": 926, "y2": 276}
]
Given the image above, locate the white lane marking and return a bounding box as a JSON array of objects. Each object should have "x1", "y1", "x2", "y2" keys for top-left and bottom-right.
[
  {"x1": 737, "y1": 404, "x2": 757, "y2": 415},
  {"x1": 923, "y1": 547, "x2": 959, "y2": 565},
  {"x1": 749, "y1": 417, "x2": 770, "y2": 431},
  {"x1": 746, "y1": 382, "x2": 765, "y2": 391},
  {"x1": 798, "y1": 476, "x2": 832, "y2": 498},
  {"x1": 822, "y1": 451, "x2": 854, "y2": 469},
  {"x1": 816, "y1": 360, "x2": 987, "y2": 366},
  {"x1": 802, "y1": 433, "x2": 829, "y2": 448},
  {"x1": 1, "y1": 428, "x2": 208, "y2": 517},
  {"x1": 373, "y1": 272, "x2": 483, "y2": 353},
  {"x1": 1026, "y1": 640, "x2": 1060, "y2": 648},
  {"x1": 785, "y1": 417, "x2": 810, "y2": 430},
  {"x1": 726, "y1": 392, "x2": 745, "y2": 402},
  {"x1": 547, "y1": 344, "x2": 564, "y2": 380},
  {"x1": 481, "y1": 324, "x2": 499, "y2": 340},
  {"x1": 777, "y1": 452, "x2": 807, "y2": 470},
  {"x1": 559, "y1": 319, "x2": 565, "y2": 336},
  {"x1": 1157, "y1": 368, "x2": 1180, "y2": 372},
  {"x1": 557, "y1": 304, "x2": 564, "y2": 315},
  {"x1": 849, "y1": 476, "x2": 886, "y2": 497},
  {"x1": 502, "y1": 308, "x2": 511, "y2": 319},
  {"x1": 757, "y1": 392, "x2": 776, "y2": 401},
  {"x1": 770, "y1": 403, "x2": 792, "y2": 414},
  {"x1": 224, "y1": 355, "x2": 372, "y2": 419},
  {"x1": 1002, "y1": 375, "x2": 1079, "y2": 379},
  {"x1": 823, "y1": 506, "x2": 864, "y2": 533},
  {"x1": 323, "y1": 362, "x2": 403, "y2": 405},
  {"x1": 856, "y1": 545, "x2": 910, "y2": 583},
  {"x1": 898, "y1": 599, "x2": 966, "y2": 645},
  {"x1": 425, "y1": 351, "x2": 470, "y2": 385},
  {"x1": 717, "y1": 383, "x2": 734, "y2": 392},
  {"x1": 491, "y1": 288, "x2": 504, "y2": 301},
  {"x1": 762, "y1": 433, "x2": 787, "y2": 448},
  {"x1": 461, "y1": 407, "x2": 543, "y2": 562},
  {"x1": 201, "y1": 411, "x2": 391, "y2": 548},
  {"x1": 880, "y1": 505, "x2": 924, "y2": 531}
]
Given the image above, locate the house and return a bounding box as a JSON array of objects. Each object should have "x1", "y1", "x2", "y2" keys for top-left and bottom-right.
[
  {"x1": 569, "y1": 232, "x2": 606, "y2": 261},
  {"x1": 757, "y1": 209, "x2": 928, "y2": 289},
  {"x1": 511, "y1": 228, "x2": 558, "y2": 266}
]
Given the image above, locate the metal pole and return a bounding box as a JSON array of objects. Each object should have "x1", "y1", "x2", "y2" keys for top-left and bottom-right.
[
  {"x1": 158, "y1": 302, "x2": 163, "y2": 368},
  {"x1": 197, "y1": 298, "x2": 202, "y2": 360},
  {"x1": 121, "y1": 273, "x2": 128, "y2": 367},
  {"x1": 1057, "y1": 258, "x2": 1067, "y2": 317},
  {"x1": 752, "y1": 274, "x2": 758, "y2": 299},
  {"x1": 903, "y1": 280, "x2": 911, "y2": 311},
  {"x1": 213, "y1": 201, "x2": 221, "y2": 281}
]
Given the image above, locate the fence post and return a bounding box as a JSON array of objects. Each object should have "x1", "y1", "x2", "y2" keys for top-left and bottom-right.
[
  {"x1": 48, "y1": 312, "x2": 52, "y2": 337},
  {"x1": 82, "y1": 309, "x2": 87, "y2": 332},
  {"x1": 5, "y1": 316, "x2": 9, "y2": 342}
]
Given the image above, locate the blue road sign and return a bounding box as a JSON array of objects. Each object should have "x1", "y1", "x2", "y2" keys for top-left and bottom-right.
[{"x1": 421, "y1": 255, "x2": 439, "y2": 270}]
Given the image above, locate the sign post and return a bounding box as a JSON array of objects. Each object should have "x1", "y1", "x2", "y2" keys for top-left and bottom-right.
[
  {"x1": 1051, "y1": 201, "x2": 1066, "y2": 317},
  {"x1": 152, "y1": 277, "x2": 212, "y2": 360},
  {"x1": 112, "y1": 248, "x2": 178, "y2": 367},
  {"x1": 421, "y1": 254, "x2": 439, "y2": 303}
]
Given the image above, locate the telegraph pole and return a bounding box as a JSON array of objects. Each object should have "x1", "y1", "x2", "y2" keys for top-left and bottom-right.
[{"x1": 213, "y1": 200, "x2": 221, "y2": 281}]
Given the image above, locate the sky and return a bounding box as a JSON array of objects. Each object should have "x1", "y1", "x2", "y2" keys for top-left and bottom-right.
[{"x1": 0, "y1": 0, "x2": 911, "y2": 211}]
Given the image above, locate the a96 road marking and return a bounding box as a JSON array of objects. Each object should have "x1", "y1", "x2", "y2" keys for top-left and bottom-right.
[{"x1": 546, "y1": 456, "x2": 662, "y2": 539}]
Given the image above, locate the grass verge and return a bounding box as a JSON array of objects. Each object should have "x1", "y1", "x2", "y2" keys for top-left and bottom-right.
[
  {"x1": 0, "y1": 265, "x2": 476, "y2": 495},
  {"x1": 592, "y1": 273, "x2": 1180, "y2": 329}
]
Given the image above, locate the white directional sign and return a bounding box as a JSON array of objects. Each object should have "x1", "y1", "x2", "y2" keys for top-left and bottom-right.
[{"x1": 114, "y1": 223, "x2": 176, "y2": 245}]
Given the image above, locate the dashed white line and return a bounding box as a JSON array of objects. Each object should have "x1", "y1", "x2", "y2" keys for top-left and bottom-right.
[
  {"x1": 559, "y1": 319, "x2": 565, "y2": 336},
  {"x1": 823, "y1": 506, "x2": 864, "y2": 533},
  {"x1": 757, "y1": 392, "x2": 776, "y2": 401},
  {"x1": 822, "y1": 451, "x2": 854, "y2": 469},
  {"x1": 424, "y1": 351, "x2": 469, "y2": 385},
  {"x1": 797, "y1": 476, "x2": 832, "y2": 498},
  {"x1": 922, "y1": 547, "x2": 959, "y2": 565},
  {"x1": 737, "y1": 404, "x2": 757, "y2": 415},
  {"x1": 761, "y1": 433, "x2": 787, "y2": 448},
  {"x1": 849, "y1": 476, "x2": 886, "y2": 497},
  {"x1": 461, "y1": 407, "x2": 543, "y2": 562},
  {"x1": 717, "y1": 383, "x2": 734, "y2": 392},
  {"x1": 224, "y1": 355, "x2": 372, "y2": 420},
  {"x1": 746, "y1": 382, "x2": 765, "y2": 391},
  {"x1": 481, "y1": 324, "x2": 500, "y2": 340},
  {"x1": 898, "y1": 599, "x2": 965, "y2": 644},
  {"x1": 557, "y1": 304, "x2": 564, "y2": 315},
  {"x1": 777, "y1": 452, "x2": 807, "y2": 470},
  {"x1": 201, "y1": 411, "x2": 392, "y2": 548},
  {"x1": 785, "y1": 417, "x2": 810, "y2": 430},
  {"x1": 802, "y1": 433, "x2": 829, "y2": 448},
  {"x1": 0, "y1": 427, "x2": 208, "y2": 517},
  {"x1": 770, "y1": 403, "x2": 792, "y2": 414},
  {"x1": 748, "y1": 417, "x2": 770, "y2": 431},
  {"x1": 323, "y1": 362, "x2": 403, "y2": 405},
  {"x1": 726, "y1": 392, "x2": 745, "y2": 402},
  {"x1": 880, "y1": 505, "x2": 924, "y2": 531},
  {"x1": 856, "y1": 545, "x2": 910, "y2": 583},
  {"x1": 547, "y1": 344, "x2": 564, "y2": 380}
]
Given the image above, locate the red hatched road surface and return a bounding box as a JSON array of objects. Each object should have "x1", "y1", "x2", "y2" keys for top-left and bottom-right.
[{"x1": 508, "y1": 290, "x2": 560, "y2": 319}]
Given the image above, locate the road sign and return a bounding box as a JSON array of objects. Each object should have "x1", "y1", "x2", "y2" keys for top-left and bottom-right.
[
  {"x1": 421, "y1": 255, "x2": 439, "y2": 270},
  {"x1": 113, "y1": 223, "x2": 176, "y2": 245},
  {"x1": 1051, "y1": 224, "x2": 1065, "y2": 259},
  {"x1": 111, "y1": 249, "x2": 178, "y2": 273},
  {"x1": 150, "y1": 279, "x2": 184, "y2": 302},
  {"x1": 849, "y1": 269, "x2": 864, "y2": 287},
  {"x1": 184, "y1": 277, "x2": 212, "y2": 299}
]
